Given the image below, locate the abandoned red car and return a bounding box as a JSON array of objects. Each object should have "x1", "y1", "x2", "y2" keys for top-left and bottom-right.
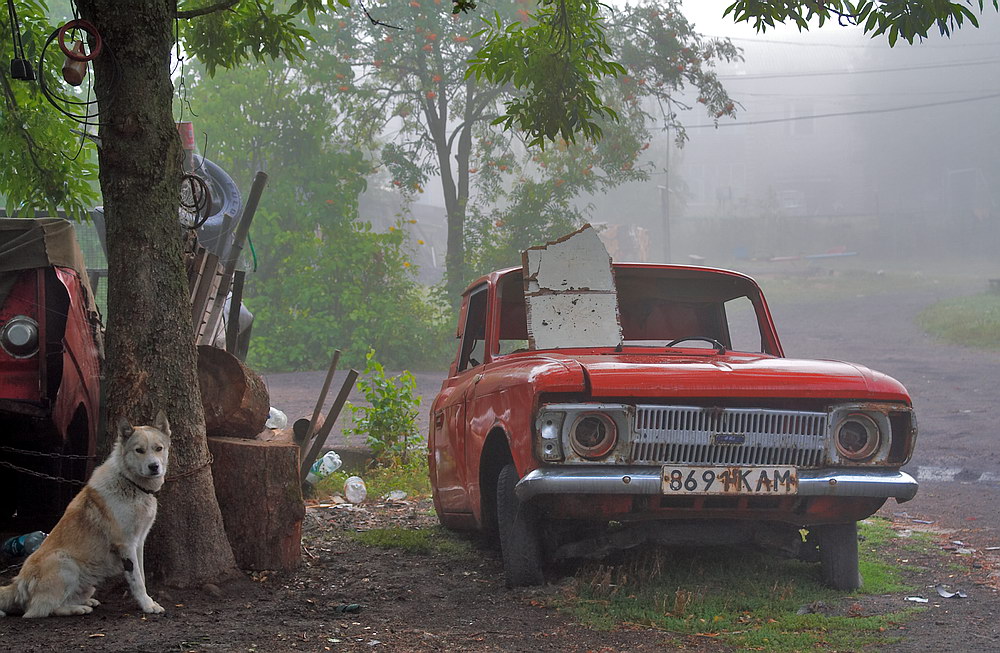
[
  {"x1": 0, "y1": 218, "x2": 103, "y2": 528},
  {"x1": 429, "y1": 228, "x2": 917, "y2": 591}
]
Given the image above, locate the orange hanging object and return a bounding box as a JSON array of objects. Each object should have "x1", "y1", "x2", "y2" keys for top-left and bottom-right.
[{"x1": 61, "y1": 41, "x2": 88, "y2": 86}]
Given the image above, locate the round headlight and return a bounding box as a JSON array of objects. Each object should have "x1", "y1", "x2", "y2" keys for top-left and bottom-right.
[
  {"x1": 1, "y1": 315, "x2": 39, "y2": 358},
  {"x1": 570, "y1": 413, "x2": 617, "y2": 460},
  {"x1": 835, "y1": 413, "x2": 880, "y2": 461}
]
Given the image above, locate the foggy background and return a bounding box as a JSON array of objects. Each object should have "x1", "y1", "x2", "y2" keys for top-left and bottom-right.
[{"x1": 364, "y1": 2, "x2": 1000, "y2": 282}]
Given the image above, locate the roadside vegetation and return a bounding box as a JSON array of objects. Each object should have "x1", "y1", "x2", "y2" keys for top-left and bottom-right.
[
  {"x1": 350, "y1": 526, "x2": 472, "y2": 557},
  {"x1": 313, "y1": 456, "x2": 431, "y2": 502},
  {"x1": 331, "y1": 504, "x2": 937, "y2": 651},
  {"x1": 552, "y1": 518, "x2": 917, "y2": 652},
  {"x1": 918, "y1": 293, "x2": 1000, "y2": 350}
]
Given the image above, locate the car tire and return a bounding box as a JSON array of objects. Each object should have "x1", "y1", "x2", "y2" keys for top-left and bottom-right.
[
  {"x1": 496, "y1": 463, "x2": 544, "y2": 587},
  {"x1": 815, "y1": 521, "x2": 862, "y2": 591}
]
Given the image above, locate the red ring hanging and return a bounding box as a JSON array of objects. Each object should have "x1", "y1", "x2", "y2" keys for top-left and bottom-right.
[{"x1": 58, "y1": 20, "x2": 102, "y2": 62}]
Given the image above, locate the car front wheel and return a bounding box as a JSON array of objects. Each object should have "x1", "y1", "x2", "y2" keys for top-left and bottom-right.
[
  {"x1": 496, "y1": 463, "x2": 544, "y2": 587},
  {"x1": 814, "y1": 521, "x2": 862, "y2": 591}
]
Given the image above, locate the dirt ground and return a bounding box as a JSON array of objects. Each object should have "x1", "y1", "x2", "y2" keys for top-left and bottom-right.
[{"x1": 2, "y1": 271, "x2": 1000, "y2": 651}]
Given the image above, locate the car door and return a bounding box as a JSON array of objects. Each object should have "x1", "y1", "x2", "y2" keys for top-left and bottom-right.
[{"x1": 431, "y1": 285, "x2": 488, "y2": 515}]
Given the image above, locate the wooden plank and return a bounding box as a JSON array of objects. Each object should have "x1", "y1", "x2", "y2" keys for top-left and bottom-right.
[
  {"x1": 190, "y1": 250, "x2": 220, "y2": 338},
  {"x1": 186, "y1": 246, "x2": 208, "y2": 301}
]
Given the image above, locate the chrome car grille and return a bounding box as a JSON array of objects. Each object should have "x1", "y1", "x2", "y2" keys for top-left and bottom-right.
[{"x1": 631, "y1": 406, "x2": 828, "y2": 467}]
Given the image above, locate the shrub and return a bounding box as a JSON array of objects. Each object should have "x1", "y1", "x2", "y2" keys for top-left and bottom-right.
[{"x1": 345, "y1": 350, "x2": 423, "y2": 465}]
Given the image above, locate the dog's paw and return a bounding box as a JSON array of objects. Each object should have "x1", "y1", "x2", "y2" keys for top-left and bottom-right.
[
  {"x1": 50, "y1": 604, "x2": 93, "y2": 616},
  {"x1": 85, "y1": 598, "x2": 100, "y2": 607},
  {"x1": 140, "y1": 599, "x2": 164, "y2": 614}
]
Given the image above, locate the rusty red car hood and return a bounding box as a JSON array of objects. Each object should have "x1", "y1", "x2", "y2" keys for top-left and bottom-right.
[{"x1": 501, "y1": 350, "x2": 910, "y2": 402}]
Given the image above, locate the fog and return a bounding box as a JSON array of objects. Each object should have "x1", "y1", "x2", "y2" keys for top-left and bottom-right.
[{"x1": 367, "y1": 3, "x2": 1000, "y2": 280}]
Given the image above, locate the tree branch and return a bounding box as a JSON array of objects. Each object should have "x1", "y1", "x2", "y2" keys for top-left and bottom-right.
[{"x1": 176, "y1": 0, "x2": 241, "y2": 19}]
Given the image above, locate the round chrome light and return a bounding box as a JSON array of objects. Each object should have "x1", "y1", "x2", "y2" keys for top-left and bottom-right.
[
  {"x1": 1, "y1": 315, "x2": 39, "y2": 358},
  {"x1": 570, "y1": 413, "x2": 617, "y2": 460},
  {"x1": 835, "y1": 413, "x2": 880, "y2": 460}
]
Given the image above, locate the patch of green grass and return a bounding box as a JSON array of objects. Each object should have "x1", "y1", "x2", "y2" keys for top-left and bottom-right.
[
  {"x1": 558, "y1": 519, "x2": 916, "y2": 651},
  {"x1": 350, "y1": 526, "x2": 472, "y2": 556},
  {"x1": 899, "y1": 530, "x2": 938, "y2": 554},
  {"x1": 858, "y1": 519, "x2": 909, "y2": 594},
  {"x1": 312, "y1": 452, "x2": 431, "y2": 501},
  {"x1": 918, "y1": 293, "x2": 1000, "y2": 349}
]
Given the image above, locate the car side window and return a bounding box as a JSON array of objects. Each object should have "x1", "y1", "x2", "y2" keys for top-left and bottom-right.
[
  {"x1": 723, "y1": 296, "x2": 764, "y2": 353},
  {"x1": 458, "y1": 287, "x2": 487, "y2": 372},
  {"x1": 495, "y1": 273, "x2": 529, "y2": 356}
]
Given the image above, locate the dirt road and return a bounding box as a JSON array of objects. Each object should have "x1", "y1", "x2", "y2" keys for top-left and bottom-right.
[
  {"x1": 262, "y1": 272, "x2": 1000, "y2": 650},
  {"x1": 2, "y1": 273, "x2": 997, "y2": 652}
]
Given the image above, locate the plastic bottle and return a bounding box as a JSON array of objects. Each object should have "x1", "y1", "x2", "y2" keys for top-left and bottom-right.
[
  {"x1": 305, "y1": 451, "x2": 343, "y2": 485},
  {"x1": 2, "y1": 531, "x2": 47, "y2": 557},
  {"x1": 344, "y1": 476, "x2": 367, "y2": 504}
]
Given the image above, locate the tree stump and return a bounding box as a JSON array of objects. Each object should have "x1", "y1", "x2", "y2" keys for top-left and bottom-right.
[
  {"x1": 207, "y1": 437, "x2": 304, "y2": 571},
  {"x1": 197, "y1": 345, "x2": 269, "y2": 438}
]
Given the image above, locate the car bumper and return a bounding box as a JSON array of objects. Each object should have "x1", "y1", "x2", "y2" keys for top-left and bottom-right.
[{"x1": 515, "y1": 466, "x2": 918, "y2": 503}]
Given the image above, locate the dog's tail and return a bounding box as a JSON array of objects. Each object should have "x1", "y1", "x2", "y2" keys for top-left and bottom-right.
[{"x1": 0, "y1": 583, "x2": 18, "y2": 615}]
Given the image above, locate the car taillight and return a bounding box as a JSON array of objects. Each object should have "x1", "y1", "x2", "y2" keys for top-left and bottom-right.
[
  {"x1": 1, "y1": 315, "x2": 39, "y2": 358},
  {"x1": 569, "y1": 413, "x2": 618, "y2": 460},
  {"x1": 834, "y1": 413, "x2": 880, "y2": 461}
]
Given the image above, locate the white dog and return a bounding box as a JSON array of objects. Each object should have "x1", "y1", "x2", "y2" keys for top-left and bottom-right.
[{"x1": 0, "y1": 412, "x2": 171, "y2": 617}]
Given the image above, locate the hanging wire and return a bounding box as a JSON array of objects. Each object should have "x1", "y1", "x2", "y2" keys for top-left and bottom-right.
[
  {"x1": 6, "y1": 0, "x2": 28, "y2": 63},
  {"x1": 179, "y1": 173, "x2": 213, "y2": 229},
  {"x1": 37, "y1": 24, "x2": 119, "y2": 127}
]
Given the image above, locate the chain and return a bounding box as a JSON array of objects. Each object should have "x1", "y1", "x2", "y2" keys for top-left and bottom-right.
[
  {"x1": 0, "y1": 445, "x2": 96, "y2": 460},
  {"x1": 0, "y1": 459, "x2": 86, "y2": 486}
]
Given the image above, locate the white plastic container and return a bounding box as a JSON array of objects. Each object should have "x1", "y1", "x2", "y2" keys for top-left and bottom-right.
[
  {"x1": 305, "y1": 451, "x2": 343, "y2": 484},
  {"x1": 344, "y1": 476, "x2": 367, "y2": 504}
]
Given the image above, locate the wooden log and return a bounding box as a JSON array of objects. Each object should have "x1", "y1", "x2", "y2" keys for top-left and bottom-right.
[
  {"x1": 207, "y1": 437, "x2": 304, "y2": 571},
  {"x1": 259, "y1": 415, "x2": 321, "y2": 451},
  {"x1": 197, "y1": 344, "x2": 269, "y2": 438}
]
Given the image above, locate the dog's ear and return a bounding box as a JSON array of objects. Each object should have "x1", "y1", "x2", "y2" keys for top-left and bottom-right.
[
  {"x1": 152, "y1": 410, "x2": 171, "y2": 438},
  {"x1": 116, "y1": 417, "x2": 134, "y2": 442}
]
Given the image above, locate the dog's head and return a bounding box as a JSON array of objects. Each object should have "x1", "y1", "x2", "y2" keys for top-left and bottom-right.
[{"x1": 117, "y1": 411, "x2": 171, "y2": 490}]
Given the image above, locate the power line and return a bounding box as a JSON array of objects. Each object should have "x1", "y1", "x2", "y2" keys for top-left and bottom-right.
[
  {"x1": 718, "y1": 57, "x2": 1000, "y2": 79},
  {"x1": 705, "y1": 34, "x2": 1000, "y2": 49},
  {"x1": 737, "y1": 88, "x2": 1000, "y2": 98},
  {"x1": 689, "y1": 91, "x2": 1000, "y2": 128}
]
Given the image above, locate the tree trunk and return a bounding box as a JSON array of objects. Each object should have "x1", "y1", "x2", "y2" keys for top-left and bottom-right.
[{"x1": 76, "y1": 0, "x2": 239, "y2": 586}]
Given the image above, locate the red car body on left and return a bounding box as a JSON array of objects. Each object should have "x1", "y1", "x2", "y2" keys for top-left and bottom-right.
[{"x1": 0, "y1": 218, "x2": 103, "y2": 527}]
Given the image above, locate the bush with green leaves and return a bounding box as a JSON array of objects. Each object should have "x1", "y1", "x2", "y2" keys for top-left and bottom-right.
[
  {"x1": 187, "y1": 57, "x2": 453, "y2": 372},
  {"x1": 345, "y1": 350, "x2": 423, "y2": 465}
]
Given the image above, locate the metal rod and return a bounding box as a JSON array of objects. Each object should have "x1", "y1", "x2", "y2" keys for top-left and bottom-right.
[
  {"x1": 299, "y1": 369, "x2": 358, "y2": 483},
  {"x1": 203, "y1": 171, "x2": 268, "y2": 345},
  {"x1": 305, "y1": 350, "x2": 341, "y2": 445},
  {"x1": 225, "y1": 270, "x2": 245, "y2": 353}
]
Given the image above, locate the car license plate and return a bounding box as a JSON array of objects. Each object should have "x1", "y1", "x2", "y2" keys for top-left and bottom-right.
[{"x1": 661, "y1": 465, "x2": 798, "y2": 495}]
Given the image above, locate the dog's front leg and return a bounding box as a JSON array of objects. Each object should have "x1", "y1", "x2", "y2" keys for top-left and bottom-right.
[{"x1": 121, "y1": 544, "x2": 163, "y2": 614}]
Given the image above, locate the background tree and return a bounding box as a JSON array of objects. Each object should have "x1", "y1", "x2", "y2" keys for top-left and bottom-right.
[
  {"x1": 187, "y1": 58, "x2": 449, "y2": 371},
  {"x1": 724, "y1": 0, "x2": 998, "y2": 46},
  {"x1": 465, "y1": 1, "x2": 741, "y2": 271},
  {"x1": 321, "y1": 0, "x2": 739, "y2": 295}
]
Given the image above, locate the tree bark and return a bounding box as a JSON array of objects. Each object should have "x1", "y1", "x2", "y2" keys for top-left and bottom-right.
[{"x1": 76, "y1": 0, "x2": 239, "y2": 586}]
